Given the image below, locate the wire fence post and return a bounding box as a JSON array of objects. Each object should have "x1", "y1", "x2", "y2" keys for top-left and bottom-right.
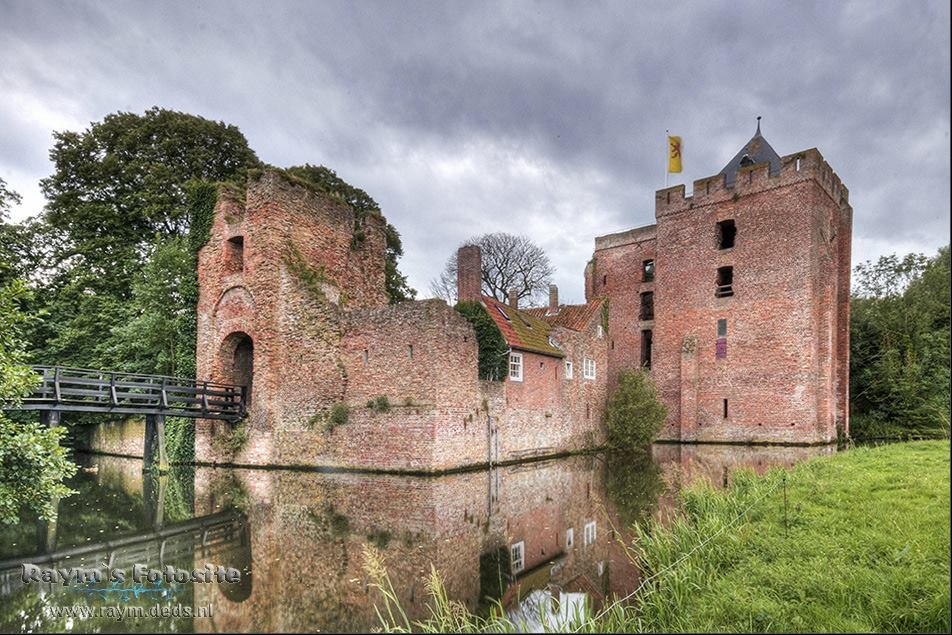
[{"x1": 783, "y1": 473, "x2": 789, "y2": 536}]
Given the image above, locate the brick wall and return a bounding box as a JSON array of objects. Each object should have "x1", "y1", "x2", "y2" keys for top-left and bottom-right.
[
  {"x1": 194, "y1": 170, "x2": 607, "y2": 472},
  {"x1": 592, "y1": 148, "x2": 851, "y2": 444}
]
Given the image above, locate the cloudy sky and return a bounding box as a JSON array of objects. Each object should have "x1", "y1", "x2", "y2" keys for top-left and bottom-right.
[{"x1": 1, "y1": 0, "x2": 949, "y2": 303}]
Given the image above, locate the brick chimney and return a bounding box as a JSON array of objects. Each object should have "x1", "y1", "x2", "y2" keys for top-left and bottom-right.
[
  {"x1": 548, "y1": 284, "x2": 559, "y2": 314},
  {"x1": 508, "y1": 288, "x2": 519, "y2": 309},
  {"x1": 456, "y1": 245, "x2": 482, "y2": 302}
]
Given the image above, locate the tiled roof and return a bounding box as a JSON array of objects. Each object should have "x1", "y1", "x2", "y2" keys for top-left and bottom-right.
[
  {"x1": 719, "y1": 119, "x2": 782, "y2": 186},
  {"x1": 481, "y1": 295, "x2": 564, "y2": 358},
  {"x1": 523, "y1": 298, "x2": 605, "y2": 332}
]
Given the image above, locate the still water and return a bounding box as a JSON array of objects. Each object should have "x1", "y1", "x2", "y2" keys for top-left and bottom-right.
[{"x1": 0, "y1": 444, "x2": 835, "y2": 632}]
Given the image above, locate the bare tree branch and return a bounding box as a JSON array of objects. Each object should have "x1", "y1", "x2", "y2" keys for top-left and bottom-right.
[{"x1": 428, "y1": 232, "x2": 555, "y2": 306}]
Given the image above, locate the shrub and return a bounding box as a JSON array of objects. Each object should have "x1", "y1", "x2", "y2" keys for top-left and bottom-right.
[
  {"x1": 325, "y1": 402, "x2": 350, "y2": 432},
  {"x1": 367, "y1": 395, "x2": 391, "y2": 413},
  {"x1": 606, "y1": 369, "x2": 667, "y2": 449},
  {"x1": 454, "y1": 301, "x2": 509, "y2": 381}
]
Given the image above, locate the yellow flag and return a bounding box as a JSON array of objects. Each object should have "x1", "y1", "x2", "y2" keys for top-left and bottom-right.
[{"x1": 668, "y1": 135, "x2": 682, "y2": 173}]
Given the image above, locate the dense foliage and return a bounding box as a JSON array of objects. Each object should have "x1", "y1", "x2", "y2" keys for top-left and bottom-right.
[
  {"x1": 0, "y1": 279, "x2": 76, "y2": 523},
  {"x1": 454, "y1": 301, "x2": 509, "y2": 381},
  {"x1": 25, "y1": 108, "x2": 260, "y2": 371},
  {"x1": 1, "y1": 109, "x2": 417, "y2": 466},
  {"x1": 606, "y1": 369, "x2": 667, "y2": 448},
  {"x1": 850, "y1": 245, "x2": 950, "y2": 438}
]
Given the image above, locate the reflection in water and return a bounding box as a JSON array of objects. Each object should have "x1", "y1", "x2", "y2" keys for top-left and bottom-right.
[{"x1": 0, "y1": 443, "x2": 835, "y2": 633}]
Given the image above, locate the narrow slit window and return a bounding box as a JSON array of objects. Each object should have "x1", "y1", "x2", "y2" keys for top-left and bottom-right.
[
  {"x1": 564, "y1": 360, "x2": 573, "y2": 380},
  {"x1": 641, "y1": 329, "x2": 653, "y2": 369},
  {"x1": 407, "y1": 345, "x2": 413, "y2": 359},
  {"x1": 723, "y1": 398, "x2": 729, "y2": 419},
  {"x1": 639, "y1": 291, "x2": 654, "y2": 320},
  {"x1": 716, "y1": 267, "x2": 734, "y2": 298},
  {"x1": 642, "y1": 259, "x2": 655, "y2": 282},
  {"x1": 717, "y1": 220, "x2": 736, "y2": 249}
]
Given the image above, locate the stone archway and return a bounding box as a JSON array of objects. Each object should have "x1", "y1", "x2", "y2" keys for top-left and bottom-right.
[{"x1": 219, "y1": 332, "x2": 254, "y2": 408}]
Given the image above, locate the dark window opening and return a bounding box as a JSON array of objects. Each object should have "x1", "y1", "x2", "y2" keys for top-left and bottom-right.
[
  {"x1": 602, "y1": 274, "x2": 607, "y2": 286},
  {"x1": 225, "y1": 236, "x2": 245, "y2": 274},
  {"x1": 717, "y1": 318, "x2": 727, "y2": 338},
  {"x1": 716, "y1": 267, "x2": 734, "y2": 298},
  {"x1": 717, "y1": 220, "x2": 736, "y2": 249},
  {"x1": 641, "y1": 330, "x2": 653, "y2": 369},
  {"x1": 723, "y1": 398, "x2": 729, "y2": 419},
  {"x1": 642, "y1": 259, "x2": 655, "y2": 282},
  {"x1": 639, "y1": 291, "x2": 654, "y2": 320},
  {"x1": 739, "y1": 154, "x2": 753, "y2": 167}
]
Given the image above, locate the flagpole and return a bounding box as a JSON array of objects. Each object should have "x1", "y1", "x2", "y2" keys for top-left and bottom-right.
[{"x1": 665, "y1": 129, "x2": 669, "y2": 188}]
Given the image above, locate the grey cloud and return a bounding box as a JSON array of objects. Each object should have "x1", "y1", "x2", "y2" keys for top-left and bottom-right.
[{"x1": 0, "y1": 0, "x2": 948, "y2": 302}]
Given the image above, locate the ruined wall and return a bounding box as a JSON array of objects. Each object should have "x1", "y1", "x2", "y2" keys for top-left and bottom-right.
[
  {"x1": 194, "y1": 170, "x2": 609, "y2": 471},
  {"x1": 592, "y1": 148, "x2": 851, "y2": 445},
  {"x1": 195, "y1": 170, "x2": 389, "y2": 466}
]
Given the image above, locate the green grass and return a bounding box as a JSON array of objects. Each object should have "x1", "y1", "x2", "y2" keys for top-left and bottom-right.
[
  {"x1": 632, "y1": 440, "x2": 950, "y2": 632},
  {"x1": 369, "y1": 441, "x2": 951, "y2": 633}
]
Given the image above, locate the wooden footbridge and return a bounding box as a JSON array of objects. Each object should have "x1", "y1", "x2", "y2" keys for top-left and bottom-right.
[{"x1": 3, "y1": 366, "x2": 247, "y2": 471}]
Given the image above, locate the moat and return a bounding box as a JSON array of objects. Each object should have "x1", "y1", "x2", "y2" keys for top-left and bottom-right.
[{"x1": 0, "y1": 443, "x2": 836, "y2": 633}]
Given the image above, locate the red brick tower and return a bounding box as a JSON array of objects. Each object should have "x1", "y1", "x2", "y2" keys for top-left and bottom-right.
[{"x1": 590, "y1": 123, "x2": 851, "y2": 444}]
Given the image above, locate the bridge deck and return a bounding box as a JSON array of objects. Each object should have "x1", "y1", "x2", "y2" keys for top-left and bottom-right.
[{"x1": 8, "y1": 366, "x2": 246, "y2": 421}]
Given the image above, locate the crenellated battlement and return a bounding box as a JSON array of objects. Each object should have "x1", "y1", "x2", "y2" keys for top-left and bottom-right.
[{"x1": 655, "y1": 147, "x2": 850, "y2": 219}]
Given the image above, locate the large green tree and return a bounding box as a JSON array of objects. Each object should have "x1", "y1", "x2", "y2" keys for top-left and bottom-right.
[
  {"x1": 25, "y1": 108, "x2": 260, "y2": 368},
  {"x1": 0, "y1": 279, "x2": 76, "y2": 523},
  {"x1": 850, "y1": 245, "x2": 950, "y2": 438}
]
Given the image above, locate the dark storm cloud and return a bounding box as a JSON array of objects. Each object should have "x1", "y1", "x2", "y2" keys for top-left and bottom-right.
[{"x1": 1, "y1": 0, "x2": 949, "y2": 302}]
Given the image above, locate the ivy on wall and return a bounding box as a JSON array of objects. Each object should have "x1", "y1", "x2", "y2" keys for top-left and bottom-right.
[{"x1": 455, "y1": 301, "x2": 509, "y2": 381}]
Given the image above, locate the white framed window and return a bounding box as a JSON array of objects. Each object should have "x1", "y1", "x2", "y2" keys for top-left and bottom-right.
[
  {"x1": 564, "y1": 360, "x2": 573, "y2": 380},
  {"x1": 509, "y1": 352, "x2": 523, "y2": 382},
  {"x1": 583, "y1": 521, "x2": 596, "y2": 546},
  {"x1": 596, "y1": 324, "x2": 604, "y2": 338},
  {"x1": 510, "y1": 541, "x2": 525, "y2": 574},
  {"x1": 583, "y1": 357, "x2": 596, "y2": 380},
  {"x1": 565, "y1": 528, "x2": 574, "y2": 548}
]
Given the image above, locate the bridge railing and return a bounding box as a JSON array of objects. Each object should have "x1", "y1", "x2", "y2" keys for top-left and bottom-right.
[{"x1": 19, "y1": 366, "x2": 246, "y2": 420}]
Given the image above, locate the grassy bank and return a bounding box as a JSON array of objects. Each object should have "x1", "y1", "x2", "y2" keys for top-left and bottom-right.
[
  {"x1": 633, "y1": 440, "x2": 950, "y2": 632},
  {"x1": 369, "y1": 440, "x2": 951, "y2": 633}
]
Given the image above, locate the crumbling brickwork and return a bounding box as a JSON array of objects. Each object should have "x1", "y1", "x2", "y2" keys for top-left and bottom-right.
[
  {"x1": 195, "y1": 170, "x2": 608, "y2": 472},
  {"x1": 591, "y1": 144, "x2": 851, "y2": 444}
]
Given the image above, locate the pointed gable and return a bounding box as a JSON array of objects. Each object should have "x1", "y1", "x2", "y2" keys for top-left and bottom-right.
[{"x1": 719, "y1": 118, "x2": 782, "y2": 186}]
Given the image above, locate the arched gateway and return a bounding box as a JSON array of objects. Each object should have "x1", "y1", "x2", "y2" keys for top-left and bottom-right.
[{"x1": 219, "y1": 332, "x2": 254, "y2": 407}]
